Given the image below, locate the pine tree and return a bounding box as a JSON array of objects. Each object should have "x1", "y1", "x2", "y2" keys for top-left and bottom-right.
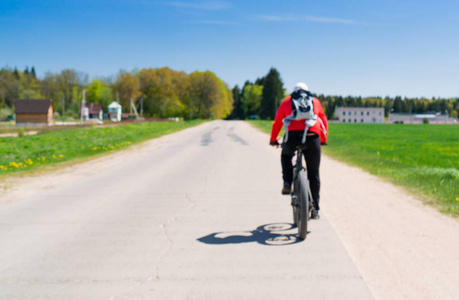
[
  {"x1": 230, "y1": 85, "x2": 243, "y2": 119},
  {"x1": 31, "y1": 66, "x2": 36, "y2": 78},
  {"x1": 393, "y1": 96, "x2": 403, "y2": 112},
  {"x1": 13, "y1": 67, "x2": 20, "y2": 80},
  {"x1": 260, "y1": 68, "x2": 284, "y2": 120}
]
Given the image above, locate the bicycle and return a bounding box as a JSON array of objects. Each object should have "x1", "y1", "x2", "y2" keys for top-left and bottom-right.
[{"x1": 290, "y1": 144, "x2": 315, "y2": 240}]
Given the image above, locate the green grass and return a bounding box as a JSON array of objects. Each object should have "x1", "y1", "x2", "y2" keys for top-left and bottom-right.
[
  {"x1": 249, "y1": 120, "x2": 459, "y2": 217},
  {"x1": 0, "y1": 120, "x2": 204, "y2": 175},
  {"x1": 247, "y1": 120, "x2": 284, "y2": 137}
]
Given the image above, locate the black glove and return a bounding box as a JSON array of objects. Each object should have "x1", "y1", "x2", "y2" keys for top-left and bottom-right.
[{"x1": 270, "y1": 140, "x2": 280, "y2": 147}]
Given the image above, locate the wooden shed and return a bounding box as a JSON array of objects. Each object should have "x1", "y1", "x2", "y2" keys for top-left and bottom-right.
[{"x1": 15, "y1": 99, "x2": 53, "y2": 124}]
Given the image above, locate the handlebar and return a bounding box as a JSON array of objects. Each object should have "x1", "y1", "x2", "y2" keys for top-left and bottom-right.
[{"x1": 270, "y1": 140, "x2": 328, "y2": 147}]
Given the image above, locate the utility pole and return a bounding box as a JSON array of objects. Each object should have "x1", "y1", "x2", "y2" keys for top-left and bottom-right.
[
  {"x1": 80, "y1": 89, "x2": 86, "y2": 124},
  {"x1": 410, "y1": 101, "x2": 412, "y2": 124},
  {"x1": 61, "y1": 95, "x2": 65, "y2": 122},
  {"x1": 130, "y1": 98, "x2": 139, "y2": 119},
  {"x1": 140, "y1": 97, "x2": 143, "y2": 118}
]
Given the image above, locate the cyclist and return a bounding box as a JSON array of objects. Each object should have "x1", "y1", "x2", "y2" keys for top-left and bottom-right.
[{"x1": 270, "y1": 82, "x2": 328, "y2": 219}]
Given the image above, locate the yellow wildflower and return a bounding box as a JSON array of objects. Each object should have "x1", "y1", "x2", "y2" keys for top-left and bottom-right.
[{"x1": 59, "y1": 154, "x2": 64, "y2": 158}]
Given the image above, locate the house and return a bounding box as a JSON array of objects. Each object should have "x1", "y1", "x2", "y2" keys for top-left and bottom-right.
[
  {"x1": 108, "y1": 101, "x2": 122, "y2": 121},
  {"x1": 78, "y1": 103, "x2": 103, "y2": 120},
  {"x1": 335, "y1": 107, "x2": 384, "y2": 123},
  {"x1": 15, "y1": 99, "x2": 53, "y2": 125}
]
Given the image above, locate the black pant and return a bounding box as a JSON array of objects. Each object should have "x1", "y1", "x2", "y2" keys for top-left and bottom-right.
[{"x1": 281, "y1": 131, "x2": 321, "y2": 211}]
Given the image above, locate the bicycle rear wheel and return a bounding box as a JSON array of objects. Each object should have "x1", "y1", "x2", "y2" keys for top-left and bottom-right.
[{"x1": 297, "y1": 170, "x2": 309, "y2": 240}]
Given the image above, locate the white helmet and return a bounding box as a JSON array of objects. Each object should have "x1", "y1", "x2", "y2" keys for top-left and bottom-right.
[{"x1": 293, "y1": 82, "x2": 309, "y2": 92}]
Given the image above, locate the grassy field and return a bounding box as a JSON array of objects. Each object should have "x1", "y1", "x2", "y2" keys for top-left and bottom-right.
[
  {"x1": 248, "y1": 120, "x2": 459, "y2": 217},
  {"x1": 0, "y1": 120, "x2": 204, "y2": 175}
]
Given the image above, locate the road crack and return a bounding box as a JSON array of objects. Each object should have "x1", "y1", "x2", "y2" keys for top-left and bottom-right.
[
  {"x1": 154, "y1": 217, "x2": 176, "y2": 280},
  {"x1": 110, "y1": 194, "x2": 196, "y2": 299},
  {"x1": 154, "y1": 194, "x2": 195, "y2": 279}
]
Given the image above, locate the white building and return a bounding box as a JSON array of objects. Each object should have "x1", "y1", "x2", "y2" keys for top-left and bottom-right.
[
  {"x1": 388, "y1": 113, "x2": 456, "y2": 124},
  {"x1": 335, "y1": 107, "x2": 385, "y2": 123},
  {"x1": 108, "y1": 101, "x2": 122, "y2": 122}
]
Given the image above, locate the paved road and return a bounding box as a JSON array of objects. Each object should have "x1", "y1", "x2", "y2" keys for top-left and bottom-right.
[{"x1": 0, "y1": 121, "x2": 373, "y2": 299}]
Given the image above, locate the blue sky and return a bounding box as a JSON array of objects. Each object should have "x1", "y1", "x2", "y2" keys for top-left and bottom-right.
[{"x1": 1, "y1": 0, "x2": 458, "y2": 98}]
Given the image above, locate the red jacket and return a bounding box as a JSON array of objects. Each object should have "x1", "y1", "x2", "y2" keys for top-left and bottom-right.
[{"x1": 270, "y1": 96, "x2": 328, "y2": 144}]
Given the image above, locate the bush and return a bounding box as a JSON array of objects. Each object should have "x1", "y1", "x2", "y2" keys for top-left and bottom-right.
[
  {"x1": 18, "y1": 128, "x2": 25, "y2": 138},
  {"x1": 423, "y1": 118, "x2": 429, "y2": 124}
]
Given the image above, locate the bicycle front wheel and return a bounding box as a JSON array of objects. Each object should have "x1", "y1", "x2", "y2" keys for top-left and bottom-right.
[
  {"x1": 292, "y1": 177, "x2": 299, "y2": 227},
  {"x1": 297, "y1": 170, "x2": 309, "y2": 240}
]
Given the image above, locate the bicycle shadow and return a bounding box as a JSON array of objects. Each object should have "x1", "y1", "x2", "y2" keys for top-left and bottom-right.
[{"x1": 197, "y1": 223, "x2": 307, "y2": 246}]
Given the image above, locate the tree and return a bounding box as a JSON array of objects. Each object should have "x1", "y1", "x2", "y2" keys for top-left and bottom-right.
[
  {"x1": 211, "y1": 80, "x2": 233, "y2": 119},
  {"x1": 86, "y1": 79, "x2": 113, "y2": 110},
  {"x1": 393, "y1": 96, "x2": 403, "y2": 113},
  {"x1": 138, "y1": 67, "x2": 187, "y2": 118},
  {"x1": 31, "y1": 66, "x2": 36, "y2": 78},
  {"x1": 86, "y1": 80, "x2": 102, "y2": 104},
  {"x1": 0, "y1": 68, "x2": 20, "y2": 107},
  {"x1": 188, "y1": 71, "x2": 220, "y2": 119},
  {"x1": 260, "y1": 68, "x2": 284, "y2": 119},
  {"x1": 13, "y1": 67, "x2": 20, "y2": 80},
  {"x1": 229, "y1": 85, "x2": 243, "y2": 119},
  {"x1": 112, "y1": 72, "x2": 141, "y2": 109},
  {"x1": 187, "y1": 71, "x2": 232, "y2": 119},
  {"x1": 41, "y1": 72, "x2": 60, "y2": 103},
  {"x1": 384, "y1": 96, "x2": 393, "y2": 116},
  {"x1": 55, "y1": 69, "x2": 82, "y2": 110},
  {"x1": 241, "y1": 84, "x2": 263, "y2": 117}
]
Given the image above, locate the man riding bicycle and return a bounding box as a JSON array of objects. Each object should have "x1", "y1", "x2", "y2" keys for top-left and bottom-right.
[{"x1": 270, "y1": 82, "x2": 328, "y2": 219}]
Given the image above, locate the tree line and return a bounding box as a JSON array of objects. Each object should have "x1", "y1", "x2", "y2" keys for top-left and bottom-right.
[
  {"x1": 0, "y1": 66, "x2": 233, "y2": 120},
  {"x1": 1, "y1": 66, "x2": 458, "y2": 121},
  {"x1": 229, "y1": 68, "x2": 458, "y2": 120},
  {"x1": 316, "y1": 95, "x2": 459, "y2": 120}
]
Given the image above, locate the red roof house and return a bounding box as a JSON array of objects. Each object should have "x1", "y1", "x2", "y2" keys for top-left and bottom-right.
[{"x1": 78, "y1": 103, "x2": 103, "y2": 120}]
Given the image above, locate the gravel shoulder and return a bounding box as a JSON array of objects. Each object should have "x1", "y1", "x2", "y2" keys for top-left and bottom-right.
[{"x1": 320, "y1": 156, "x2": 459, "y2": 299}]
